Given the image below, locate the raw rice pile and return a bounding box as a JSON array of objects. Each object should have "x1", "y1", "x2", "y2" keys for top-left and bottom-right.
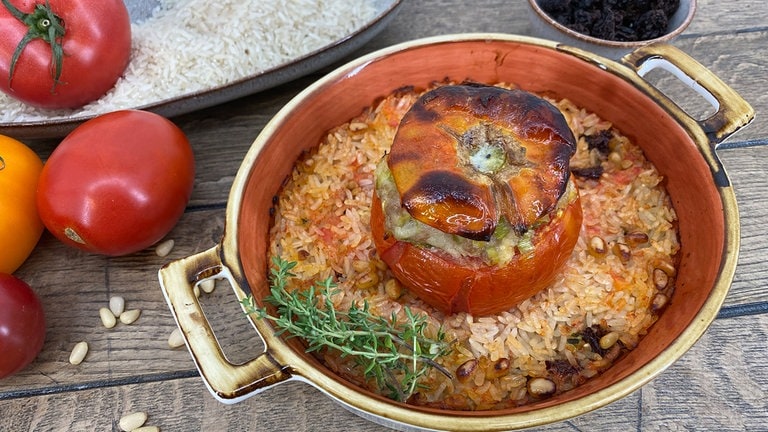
[
  {"x1": 0, "y1": 0, "x2": 377, "y2": 123},
  {"x1": 268, "y1": 84, "x2": 680, "y2": 410}
]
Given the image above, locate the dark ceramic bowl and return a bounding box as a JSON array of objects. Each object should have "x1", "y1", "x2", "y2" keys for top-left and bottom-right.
[{"x1": 528, "y1": 0, "x2": 697, "y2": 59}]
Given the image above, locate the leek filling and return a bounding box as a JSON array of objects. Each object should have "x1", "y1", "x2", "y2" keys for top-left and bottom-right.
[{"x1": 375, "y1": 158, "x2": 574, "y2": 266}]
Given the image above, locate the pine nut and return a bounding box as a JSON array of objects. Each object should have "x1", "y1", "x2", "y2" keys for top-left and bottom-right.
[
  {"x1": 653, "y1": 268, "x2": 669, "y2": 290},
  {"x1": 109, "y1": 296, "x2": 126, "y2": 317},
  {"x1": 527, "y1": 377, "x2": 556, "y2": 398},
  {"x1": 168, "y1": 328, "x2": 185, "y2": 348},
  {"x1": 651, "y1": 293, "x2": 669, "y2": 312},
  {"x1": 656, "y1": 260, "x2": 676, "y2": 276},
  {"x1": 119, "y1": 411, "x2": 147, "y2": 431},
  {"x1": 613, "y1": 242, "x2": 631, "y2": 263},
  {"x1": 99, "y1": 307, "x2": 117, "y2": 329},
  {"x1": 155, "y1": 239, "x2": 175, "y2": 257},
  {"x1": 132, "y1": 427, "x2": 160, "y2": 432},
  {"x1": 120, "y1": 309, "x2": 141, "y2": 325},
  {"x1": 193, "y1": 285, "x2": 201, "y2": 298},
  {"x1": 599, "y1": 331, "x2": 620, "y2": 350},
  {"x1": 199, "y1": 279, "x2": 215, "y2": 294},
  {"x1": 587, "y1": 236, "x2": 607, "y2": 257},
  {"x1": 384, "y1": 278, "x2": 402, "y2": 300},
  {"x1": 456, "y1": 359, "x2": 478, "y2": 382},
  {"x1": 69, "y1": 341, "x2": 88, "y2": 365}
]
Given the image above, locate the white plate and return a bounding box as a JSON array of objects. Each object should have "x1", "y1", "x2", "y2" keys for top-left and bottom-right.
[{"x1": 0, "y1": 0, "x2": 403, "y2": 139}]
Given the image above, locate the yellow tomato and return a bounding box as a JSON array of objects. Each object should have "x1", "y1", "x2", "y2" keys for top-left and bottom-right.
[{"x1": 0, "y1": 135, "x2": 44, "y2": 274}]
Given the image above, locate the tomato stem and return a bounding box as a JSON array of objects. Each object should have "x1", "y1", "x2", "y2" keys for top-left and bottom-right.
[{"x1": 2, "y1": 0, "x2": 66, "y2": 92}]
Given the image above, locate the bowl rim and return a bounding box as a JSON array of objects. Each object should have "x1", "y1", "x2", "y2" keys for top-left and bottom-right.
[
  {"x1": 527, "y1": 0, "x2": 698, "y2": 48},
  {"x1": 224, "y1": 33, "x2": 737, "y2": 431}
]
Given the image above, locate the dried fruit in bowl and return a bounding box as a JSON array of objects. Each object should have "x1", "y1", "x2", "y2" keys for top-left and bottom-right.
[{"x1": 371, "y1": 84, "x2": 583, "y2": 316}]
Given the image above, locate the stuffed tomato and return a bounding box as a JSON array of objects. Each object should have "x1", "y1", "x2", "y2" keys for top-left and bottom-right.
[{"x1": 371, "y1": 84, "x2": 583, "y2": 316}]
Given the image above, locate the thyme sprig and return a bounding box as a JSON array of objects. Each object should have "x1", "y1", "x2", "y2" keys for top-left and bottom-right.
[{"x1": 240, "y1": 257, "x2": 452, "y2": 402}]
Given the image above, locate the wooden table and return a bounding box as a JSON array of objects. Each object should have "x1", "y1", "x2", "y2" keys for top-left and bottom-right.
[{"x1": 2, "y1": 1, "x2": 767, "y2": 430}]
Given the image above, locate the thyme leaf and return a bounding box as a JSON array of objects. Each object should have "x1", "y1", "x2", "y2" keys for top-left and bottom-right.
[{"x1": 241, "y1": 256, "x2": 452, "y2": 402}]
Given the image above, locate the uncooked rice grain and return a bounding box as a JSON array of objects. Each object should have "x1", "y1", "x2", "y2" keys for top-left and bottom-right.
[{"x1": 267, "y1": 84, "x2": 680, "y2": 410}]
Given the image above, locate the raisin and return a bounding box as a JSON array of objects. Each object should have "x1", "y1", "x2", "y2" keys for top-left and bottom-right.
[
  {"x1": 538, "y1": 0, "x2": 679, "y2": 42},
  {"x1": 654, "y1": 0, "x2": 680, "y2": 16},
  {"x1": 634, "y1": 9, "x2": 669, "y2": 40},
  {"x1": 591, "y1": 11, "x2": 617, "y2": 41},
  {"x1": 573, "y1": 8, "x2": 600, "y2": 27},
  {"x1": 575, "y1": 0, "x2": 598, "y2": 8},
  {"x1": 625, "y1": 0, "x2": 654, "y2": 16},
  {"x1": 615, "y1": 25, "x2": 639, "y2": 41},
  {"x1": 546, "y1": 359, "x2": 584, "y2": 389},
  {"x1": 581, "y1": 325, "x2": 607, "y2": 356},
  {"x1": 570, "y1": 23, "x2": 591, "y2": 34},
  {"x1": 572, "y1": 166, "x2": 604, "y2": 179},
  {"x1": 604, "y1": 0, "x2": 630, "y2": 8},
  {"x1": 585, "y1": 129, "x2": 612, "y2": 154}
]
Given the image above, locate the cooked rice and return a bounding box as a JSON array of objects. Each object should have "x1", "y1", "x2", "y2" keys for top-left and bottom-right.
[
  {"x1": 268, "y1": 84, "x2": 679, "y2": 410},
  {"x1": 0, "y1": 0, "x2": 376, "y2": 123}
]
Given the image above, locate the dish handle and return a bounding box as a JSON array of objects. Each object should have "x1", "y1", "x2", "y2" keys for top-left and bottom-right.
[
  {"x1": 622, "y1": 43, "x2": 755, "y2": 148},
  {"x1": 158, "y1": 245, "x2": 292, "y2": 404}
]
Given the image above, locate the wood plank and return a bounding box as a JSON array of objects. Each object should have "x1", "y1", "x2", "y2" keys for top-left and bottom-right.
[
  {"x1": 720, "y1": 146, "x2": 768, "y2": 306},
  {"x1": 3, "y1": 1, "x2": 767, "y2": 431},
  {"x1": 169, "y1": 85, "x2": 302, "y2": 207},
  {"x1": 638, "y1": 313, "x2": 768, "y2": 431},
  {"x1": 688, "y1": 0, "x2": 768, "y2": 34},
  {"x1": 1, "y1": 209, "x2": 231, "y2": 394}
]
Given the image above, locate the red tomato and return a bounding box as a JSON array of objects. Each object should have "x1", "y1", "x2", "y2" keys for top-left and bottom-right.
[
  {"x1": 371, "y1": 183, "x2": 583, "y2": 316},
  {"x1": 0, "y1": 273, "x2": 46, "y2": 379},
  {"x1": 0, "y1": 0, "x2": 131, "y2": 109},
  {"x1": 36, "y1": 110, "x2": 195, "y2": 256}
]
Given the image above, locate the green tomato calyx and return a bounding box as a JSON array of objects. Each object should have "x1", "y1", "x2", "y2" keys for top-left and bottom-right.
[{"x1": 2, "y1": 0, "x2": 66, "y2": 92}]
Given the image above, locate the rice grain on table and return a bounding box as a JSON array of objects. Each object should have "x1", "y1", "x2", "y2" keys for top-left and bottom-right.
[
  {"x1": 0, "y1": 0, "x2": 377, "y2": 123},
  {"x1": 267, "y1": 84, "x2": 680, "y2": 410}
]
